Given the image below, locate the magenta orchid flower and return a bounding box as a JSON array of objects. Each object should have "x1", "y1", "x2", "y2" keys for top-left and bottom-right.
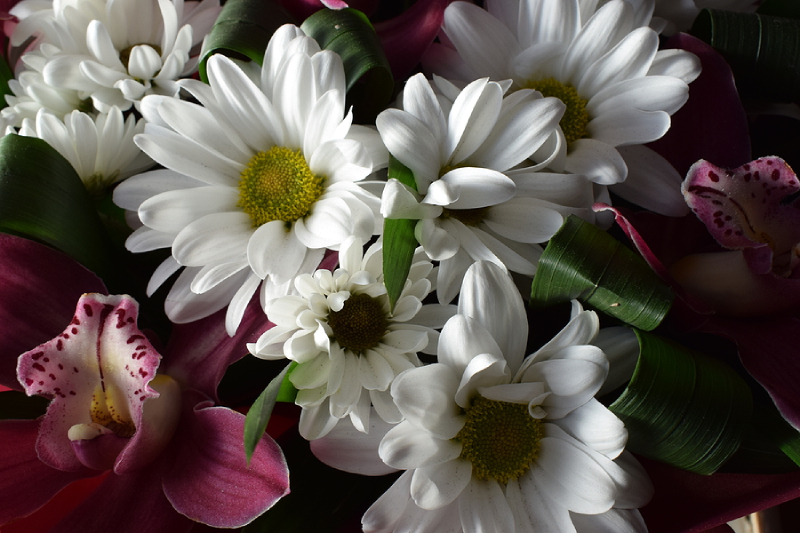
[{"x1": 0, "y1": 233, "x2": 289, "y2": 532}]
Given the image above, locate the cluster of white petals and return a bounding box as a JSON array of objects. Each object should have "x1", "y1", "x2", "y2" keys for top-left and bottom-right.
[
  {"x1": 378, "y1": 73, "x2": 584, "y2": 302},
  {"x1": 314, "y1": 262, "x2": 652, "y2": 532},
  {"x1": 114, "y1": 24, "x2": 388, "y2": 335},
  {"x1": 424, "y1": 0, "x2": 702, "y2": 216},
  {"x1": 15, "y1": 106, "x2": 152, "y2": 192},
  {"x1": 250, "y1": 237, "x2": 456, "y2": 440},
  {"x1": 8, "y1": 0, "x2": 221, "y2": 113}
]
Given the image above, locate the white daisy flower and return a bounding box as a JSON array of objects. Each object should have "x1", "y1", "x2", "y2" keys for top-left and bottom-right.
[
  {"x1": 378, "y1": 72, "x2": 576, "y2": 303},
  {"x1": 9, "y1": 0, "x2": 221, "y2": 112},
  {"x1": 16, "y1": 106, "x2": 153, "y2": 193},
  {"x1": 362, "y1": 261, "x2": 653, "y2": 532},
  {"x1": 249, "y1": 237, "x2": 456, "y2": 440},
  {"x1": 113, "y1": 24, "x2": 388, "y2": 335},
  {"x1": 423, "y1": 0, "x2": 702, "y2": 216}
]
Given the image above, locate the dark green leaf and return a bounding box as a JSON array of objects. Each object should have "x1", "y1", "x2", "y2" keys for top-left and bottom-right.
[
  {"x1": 0, "y1": 54, "x2": 14, "y2": 105},
  {"x1": 198, "y1": 0, "x2": 296, "y2": 82},
  {"x1": 690, "y1": 9, "x2": 800, "y2": 102},
  {"x1": 0, "y1": 390, "x2": 49, "y2": 420},
  {"x1": 382, "y1": 156, "x2": 418, "y2": 310},
  {"x1": 276, "y1": 361, "x2": 298, "y2": 403},
  {"x1": 758, "y1": 0, "x2": 800, "y2": 19},
  {"x1": 0, "y1": 134, "x2": 111, "y2": 277},
  {"x1": 530, "y1": 215, "x2": 673, "y2": 330},
  {"x1": 609, "y1": 329, "x2": 753, "y2": 475},
  {"x1": 244, "y1": 362, "x2": 292, "y2": 463},
  {"x1": 301, "y1": 8, "x2": 393, "y2": 122}
]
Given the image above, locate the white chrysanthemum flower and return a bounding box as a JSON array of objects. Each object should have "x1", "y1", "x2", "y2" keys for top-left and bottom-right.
[
  {"x1": 249, "y1": 237, "x2": 456, "y2": 440},
  {"x1": 113, "y1": 24, "x2": 388, "y2": 335},
  {"x1": 9, "y1": 0, "x2": 221, "y2": 112},
  {"x1": 361, "y1": 261, "x2": 653, "y2": 532},
  {"x1": 16, "y1": 106, "x2": 153, "y2": 192},
  {"x1": 423, "y1": 0, "x2": 702, "y2": 216},
  {"x1": 378, "y1": 72, "x2": 580, "y2": 303}
]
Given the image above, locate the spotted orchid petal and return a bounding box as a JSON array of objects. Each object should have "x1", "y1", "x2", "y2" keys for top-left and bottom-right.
[
  {"x1": 683, "y1": 157, "x2": 800, "y2": 277},
  {"x1": 17, "y1": 294, "x2": 161, "y2": 472}
]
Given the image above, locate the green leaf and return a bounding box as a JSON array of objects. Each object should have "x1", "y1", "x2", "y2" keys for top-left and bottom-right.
[
  {"x1": 301, "y1": 8, "x2": 393, "y2": 122},
  {"x1": 609, "y1": 329, "x2": 753, "y2": 475},
  {"x1": 276, "y1": 361, "x2": 299, "y2": 403},
  {"x1": 0, "y1": 134, "x2": 111, "y2": 276},
  {"x1": 690, "y1": 9, "x2": 800, "y2": 102},
  {"x1": 198, "y1": 0, "x2": 296, "y2": 82},
  {"x1": 530, "y1": 215, "x2": 673, "y2": 330},
  {"x1": 0, "y1": 54, "x2": 14, "y2": 106},
  {"x1": 382, "y1": 156, "x2": 418, "y2": 310},
  {"x1": 758, "y1": 0, "x2": 800, "y2": 19},
  {"x1": 0, "y1": 390, "x2": 49, "y2": 420},
  {"x1": 243, "y1": 362, "x2": 292, "y2": 463}
]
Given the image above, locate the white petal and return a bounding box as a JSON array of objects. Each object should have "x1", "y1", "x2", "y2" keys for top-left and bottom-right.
[
  {"x1": 648, "y1": 49, "x2": 702, "y2": 84},
  {"x1": 298, "y1": 399, "x2": 340, "y2": 440},
  {"x1": 612, "y1": 145, "x2": 689, "y2": 216},
  {"x1": 425, "y1": 167, "x2": 515, "y2": 209},
  {"x1": 458, "y1": 478, "x2": 514, "y2": 532},
  {"x1": 437, "y1": 315, "x2": 504, "y2": 378},
  {"x1": 458, "y1": 260, "x2": 527, "y2": 373},
  {"x1": 138, "y1": 186, "x2": 239, "y2": 233},
  {"x1": 128, "y1": 45, "x2": 163, "y2": 80},
  {"x1": 484, "y1": 198, "x2": 564, "y2": 243},
  {"x1": 403, "y1": 73, "x2": 448, "y2": 157},
  {"x1": 391, "y1": 364, "x2": 465, "y2": 440},
  {"x1": 516, "y1": 471, "x2": 577, "y2": 532},
  {"x1": 442, "y1": 2, "x2": 521, "y2": 81},
  {"x1": 376, "y1": 108, "x2": 441, "y2": 191},
  {"x1": 563, "y1": 138, "x2": 628, "y2": 185},
  {"x1": 587, "y1": 76, "x2": 689, "y2": 117},
  {"x1": 554, "y1": 399, "x2": 627, "y2": 458},
  {"x1": 447, "y1": 78, "x2": 503, "y2": 164},
  {"x1": 380, "y1": 421, "x2": 462, "y2": 470},
  {"x1": 310, "y1": 414, "x2": 398, "y2": 475},
  {"x1": 587, "y1": 108, "x2": 672, "y2": 147},
  {"x1": 577, "y1": 27, "x2": 659, "y2": 96},
  {"x1": 411, "y1": 459, "x2": 472, "y2": 510},
  {"x1": 247, "y1": 220, "x2": 307, "y2": 283},
  {"x1": 172, "y1": 212, "x2": 253, "y2": 266}
]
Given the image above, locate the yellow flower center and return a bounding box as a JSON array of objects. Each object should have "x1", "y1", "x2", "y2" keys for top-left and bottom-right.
[
  {"x1": 327, "y1": 293, "x2": 389, "y2": 353},
  {"x1": 91, "y1": 384, "x2": 135, "y2": 438},
  {"x1": 237, "y1": 146, "x2": 326, "y2": 228},
  {"x1": 455, "y1": 396, "x2": 544, "y2": 484},
  {"x1": 525, "y1": 78, "x2": 589, "y2": 145}
]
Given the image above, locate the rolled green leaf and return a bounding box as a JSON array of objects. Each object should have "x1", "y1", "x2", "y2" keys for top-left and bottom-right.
[
  {"x1": 530, "y1": 215, "x2": 673, "y2": 330},
  {"x1": 0, "y1": 134, "x2": 111, "y2": 277},
  {"x1": 690, "y1": 9, "x2": 800, "y2": 102},
  {"x1": 610, "y1": 329, "x2": 753, "y2": 475},
  {"x1": 198, "y1": 0, "x2": 296, "y2": 82},
  {"x1": 301, "y1": 8, "x2": 393, "y2": 122},
  {"x1": 243, "y1": 362, "x2": 292, "y2": 463},
  {"x1": 382, "y1": 156, "x2": 418, "y2": 310},
  {"x1": 758, "y1": 0, "x2": 800, "y2": 19}
]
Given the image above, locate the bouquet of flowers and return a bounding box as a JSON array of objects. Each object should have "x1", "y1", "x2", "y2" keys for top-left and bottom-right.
[{"x1": 1, "y1": 0, "x2": 800, "y2": 531}]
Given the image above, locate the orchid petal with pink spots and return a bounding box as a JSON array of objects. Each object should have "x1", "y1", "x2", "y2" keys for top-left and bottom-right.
[
  {"x1": 17, "y1": 294, "x2": 161, "y2": 472},
  {"x1": 683, "y1": 157, "x2": 800, "y2": 277}
]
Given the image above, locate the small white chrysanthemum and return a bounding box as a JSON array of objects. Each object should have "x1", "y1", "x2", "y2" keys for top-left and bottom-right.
[
  {"x1": 249, "y1": 237, "x2": 456, "y2": 440},
  {"x1": 16, "y1": 106, "x2": 153, "y2": 193},
  {"x1": 378, "y1": 73, "x2": 579, "y2": 303},
  {"x1": 363, "y1": 262, "x2": 652, "y2": 532},
  {"x1": 9, "y1": 0, "x2": 221, "y2": 112},
  {"x1": 113, "y1": 24, "x2": 388, "y2": 335},
  {"x1": 423, "y1": 0, "x2": 702, "y2": 216}
]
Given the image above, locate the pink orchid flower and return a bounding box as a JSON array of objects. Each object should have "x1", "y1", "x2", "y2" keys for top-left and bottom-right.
[{"x1": 0, "y1": 233, "x2": 289, "y2": 532}]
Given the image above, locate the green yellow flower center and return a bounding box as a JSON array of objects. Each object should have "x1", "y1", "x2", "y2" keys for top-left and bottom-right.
[
  {"x1": 91, "y1": 384, "x2": 136, "y2": 438},
  {"x1": 327, "y1": 293, "x2": 389, "y2": 353},
  {"x1": 442, "y1": 207, "x2": 489, "y2": 227},
  {"x1": 455, "y1": 396, "x2": 544, "y2": 484},
  {"x1": 525, "y1": 78, "x2": 589, "y2": 145},
  {"x1": 237, "y1": 146, "x2": 326, "y2": 228}
]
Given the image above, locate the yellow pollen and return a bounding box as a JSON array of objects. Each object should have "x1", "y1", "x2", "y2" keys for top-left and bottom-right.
[
  {"x1": 455, "y1": 396, "x2": 544, "y2": 484},
  {"x1": 90, "y1": 385, "x2": 136, "y2": 438},
  {"x1": 327, "y1": 293, "x2": 389, "y2": 353},
  {"x1": 525, "y1": 78, "x2": 589, "y2": 145},
  {"x1": 237, "y1": 146, "x2": 326, "y2": 228}
]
